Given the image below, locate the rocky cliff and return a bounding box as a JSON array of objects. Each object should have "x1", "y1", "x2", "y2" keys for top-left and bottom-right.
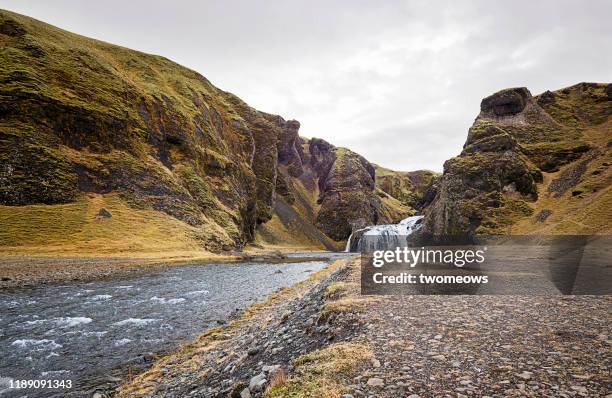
[
  {"x1": 375, "y1": 167, "x2": 439, "y2": 211},
  {"x1": 421, "y1": 83, "x2": 611, "y2": 239},
  {"x1": 0, "y1": 10, "x2": 413, "y2": 254}
]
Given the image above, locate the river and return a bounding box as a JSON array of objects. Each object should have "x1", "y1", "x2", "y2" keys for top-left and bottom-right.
[{"x1": 0, "y1": 253, "x2": 349, "y2": 397}]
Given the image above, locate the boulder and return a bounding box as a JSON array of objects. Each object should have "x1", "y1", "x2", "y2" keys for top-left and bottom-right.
[
  {"x1": 97, "y1": 208, "x2": 112, "y2": 218},
  {"x1": 480, "y1": 87, "x2": 531, "y2": 117}
]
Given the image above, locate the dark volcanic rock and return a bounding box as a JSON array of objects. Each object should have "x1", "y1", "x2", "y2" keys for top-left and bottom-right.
[
  {"x1": 480, "y1": 87, "x2": 531, "y2": 117},
  {"x1": 537, "y1": 90, "x2": 556, "y2": 106},
  {"x1": 535, "y1": 209, "x2": 552, "y2": 222},
  {"x1": 308, "y1": 139, "x2": 381, "y2": 241},
  {"x1": 262, "y1": 114, "x2": 304, "y2": 178},
  {"x1": 98, "y1": 208, "x2": 112, "y2": 218}
]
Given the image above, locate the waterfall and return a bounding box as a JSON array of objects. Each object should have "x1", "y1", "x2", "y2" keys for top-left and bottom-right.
[
  {"x1": 344, "y1": 234, "x2": 353, "y2": 252},
  {"x1": 345, "y1": 215, "x2": 424, "y2": 253}
]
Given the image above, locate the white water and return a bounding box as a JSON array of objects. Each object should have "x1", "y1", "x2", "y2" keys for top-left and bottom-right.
[{"x1": 345, "y1": 215, "x2": 424, "y2": 252}]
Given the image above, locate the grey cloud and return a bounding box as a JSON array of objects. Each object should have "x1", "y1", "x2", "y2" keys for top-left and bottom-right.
[{"x1": 1, "y1": 0, "x2": 610, "y2": 171}]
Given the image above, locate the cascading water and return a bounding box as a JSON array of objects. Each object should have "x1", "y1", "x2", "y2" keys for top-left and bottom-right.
[{"x1": 345, "y1": 215, "x2": 424, "y2": 252}]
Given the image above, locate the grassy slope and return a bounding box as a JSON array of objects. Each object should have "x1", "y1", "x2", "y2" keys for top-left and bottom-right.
[
  {"x1": 0, "y1": 10, "x2": 341, "y2": 255},
  {"x1": 511, "y1": 118, "x2": 611, "y2": 234},
  {"x1": 0, "y1": 10, "x2": 414, "y2": 256},
  {"x1": 0, "y1": 193, "x2": 214, "y2": 256},
  {"x1": 375, "y1": 166, "x2": 438, "y2": 211}
]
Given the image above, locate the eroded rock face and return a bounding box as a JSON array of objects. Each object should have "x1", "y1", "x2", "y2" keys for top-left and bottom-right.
[
  {"x1": 307, "y1": 139, "x2": 381, "y2": 240},
  {"x1": 421, "y1": 83, "x2": 610, "y2": 239},
  {"x1": 262, "y1": 114, "x2": 304, "y2": 177},
  {"x1": 0, "y1": 11, "x2": 292, "y2": 249}
]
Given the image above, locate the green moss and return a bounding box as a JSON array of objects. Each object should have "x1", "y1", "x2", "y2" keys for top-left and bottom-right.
[
  {"x1": 0, "y1": 9, "x2": 288, "y2": 250},
  {"x1": 0, "y1": 135, "x2": 78, "y2": 205},
  {"x1": 538, "y1": 83, "x2": 611, "y2": 126}
]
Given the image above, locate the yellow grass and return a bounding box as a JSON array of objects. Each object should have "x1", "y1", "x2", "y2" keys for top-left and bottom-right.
[
  {"x1": 265, "y1": 342, "x2": 373, "y2": 398},
  {"x1": 0, "y1": 193, "x2": 215, "y2": 256}
]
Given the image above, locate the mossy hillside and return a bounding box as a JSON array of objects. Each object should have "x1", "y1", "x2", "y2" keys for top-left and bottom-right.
[
  {"x1": 537, "y1": 83, "x2": 611, "y2": 127},
  {"x1": 422, "y1": 83, "x2": 611, "y2": 238},
  {"x1": 376, "y1": 188, "x2": 415, "y2": 223},
  {"x1": 511, "y1": 130, "x2": 612, "y2": 235},
  {"x1": 0, "y1": 9, "x2": 293, "y2": 250}
]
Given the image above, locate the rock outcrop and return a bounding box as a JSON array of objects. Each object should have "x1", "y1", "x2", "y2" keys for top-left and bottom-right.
[
  {"x1": 375, "y1": 167, "x2": 439, "y2": 211},
  {"x1": 421, "y1": 83, "x2": 611, "y2": 239},
  {"x1": 311, "y1": 141, "x2": 380, "y2": 240}
]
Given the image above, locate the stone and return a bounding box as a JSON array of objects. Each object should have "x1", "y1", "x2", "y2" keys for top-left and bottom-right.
[
  {"x1": 480, "y1": 87, "x2": 531, "y2": 117},
  {"x1": 516, "y1": 371, "x2": 533, "y2": 380},
  {"x1": 97, "y1": 208, "x2": 112, "y2": 218},
  {"x1": 537, "y1": 90, "x2": 556, "y2": 105},
  {"x1": 248, "y1": 373, "x2": 266, "y2": 391},
  {"x1": 247, "y1": 347, "x2": 260, "y2": 356},
  {"x1": 571, "y1": 386, "x2": 587, "y2": 393},
  {"x1": 240, "y1": 388, "x2": 251, "y2": 398},
  {"x1": 366, "y1": 377, "x2": 384, "y2": 387},
  {"x1": 535, "y1": 209, "x2": 552, "y2": 222},
  {"x1": 262, "y1": 364, "x2": 280, "y2": 373}
]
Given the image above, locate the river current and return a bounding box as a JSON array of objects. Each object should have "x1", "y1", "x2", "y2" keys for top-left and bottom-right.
[{"x1": 0, "y1": 253, "x2": 348, "y2": 397}]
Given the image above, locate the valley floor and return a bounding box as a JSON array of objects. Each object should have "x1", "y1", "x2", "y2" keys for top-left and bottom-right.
[{"x1": 117, "y1": 258, "x2": 611, "y2": 398}]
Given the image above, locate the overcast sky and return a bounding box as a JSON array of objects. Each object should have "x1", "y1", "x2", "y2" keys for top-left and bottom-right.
[{"x1": 2, "y1": 1, "x2": 611, "y2": 171}]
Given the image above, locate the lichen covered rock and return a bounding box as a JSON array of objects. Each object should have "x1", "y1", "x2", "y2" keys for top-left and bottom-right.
[
  {"x1": 421, "y1": 83, "x2": 610, "y2": 239},
  {"x1": 309, "y1": 140, "x2": 381, "y2": 240}
]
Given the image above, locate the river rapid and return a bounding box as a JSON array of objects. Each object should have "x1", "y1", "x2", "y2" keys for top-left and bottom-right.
[{"x1": 0, "y1": 253, "x2": 349, "y2": 397}]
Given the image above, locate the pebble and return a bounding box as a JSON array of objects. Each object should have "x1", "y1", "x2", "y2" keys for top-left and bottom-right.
[
  {"x1": 248, "y1": 373, "x2": 266, "y2": 391},
  {"x1": 247, "y1": 347, "x2": 260, "y2": 356},
  {"x1": 366, "y1": 377, "x2": 384, "y2": 387}
]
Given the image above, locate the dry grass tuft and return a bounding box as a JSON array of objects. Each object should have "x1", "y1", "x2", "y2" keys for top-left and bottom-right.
[
  {"x1": 269, "y1": 368, "x2": 288, "y2": 388},
  {"x1": 265, "y1": 343, "x2": 373, "y2": 398}
]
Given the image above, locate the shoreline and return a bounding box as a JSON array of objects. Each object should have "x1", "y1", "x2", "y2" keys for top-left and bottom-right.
[
  {"x1": 116, "y1": 256, "x2": 358, "y2": 398},
  {"x1": 0, "y1": 247, "x2": 338, "y2": 289}
]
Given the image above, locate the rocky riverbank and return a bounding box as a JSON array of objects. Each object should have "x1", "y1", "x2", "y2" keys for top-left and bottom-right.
[
  {"x1": 0, "y1": 251, "x2": 331, "y2": 289},
  {"x1": 116, "y1": 256, "x2": 364, "y2": 398},
  {"x1": 118, "y1": 257, "x2": 611, "y2": 398}
]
